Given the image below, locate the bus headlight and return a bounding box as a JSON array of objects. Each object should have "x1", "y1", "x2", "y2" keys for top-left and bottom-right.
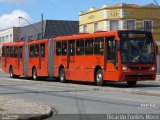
[
  {"x1": 149, "y1": 66, "x2": 155, "y2": 71},
  {"x1": 122, "y1": 66, "x2": 129, "y2": 71}
]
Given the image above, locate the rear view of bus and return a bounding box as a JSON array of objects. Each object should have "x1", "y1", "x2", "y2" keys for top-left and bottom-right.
[{"x1": 118, "y1": 31, "x2": 157, "y2": 86}]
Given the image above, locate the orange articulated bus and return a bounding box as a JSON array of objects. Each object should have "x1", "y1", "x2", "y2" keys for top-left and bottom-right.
[
  {"x1": 1, "y1": 30, "x2": 157, "y2": 86},
  {"x1": 1, "y1": 39, "x2": 54, "y2": 80},
  {"x1": 54, "y1": 30, "x2": 157, "y2": 86}
]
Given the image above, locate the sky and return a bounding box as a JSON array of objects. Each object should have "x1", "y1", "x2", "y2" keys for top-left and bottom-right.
[{"x1": 0, "y1": 0, "x2": 159, "y2": 30}]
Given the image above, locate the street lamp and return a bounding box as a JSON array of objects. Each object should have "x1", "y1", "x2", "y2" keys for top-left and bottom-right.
[{"x1": 19, "y1": 16, "x2": 40, "y2": 34}]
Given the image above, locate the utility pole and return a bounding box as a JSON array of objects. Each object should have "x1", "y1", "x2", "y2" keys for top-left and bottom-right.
[{"x1": 41, "y1": 13, "x2": 44, "y2": 39}]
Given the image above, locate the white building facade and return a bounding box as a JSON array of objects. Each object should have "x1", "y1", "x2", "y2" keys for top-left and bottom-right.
[{"x1": 0, "y1": 27, "x2": 20, "y2": 56}]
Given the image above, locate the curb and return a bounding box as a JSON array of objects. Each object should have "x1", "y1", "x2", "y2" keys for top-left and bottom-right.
[{"x1": 0, "y1": 96, "x2": 53, "y2": 120}]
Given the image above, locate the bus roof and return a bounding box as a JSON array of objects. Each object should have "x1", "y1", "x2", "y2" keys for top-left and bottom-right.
[
  {"x1": 2, "y1": 39, "x2": 49, "y2": 47},
  {"x1": 55, "y1": 30, "x2": 118, "y2": 41},
  {"x1": 2, "y1": 41, "x2": 25, "y2": 47},
  {"x1": 55, "y1": 30, "x2": 152, "y2": 41},
  {"x1": 27, "y1": 39, "x2": 48, "y2": 45}
]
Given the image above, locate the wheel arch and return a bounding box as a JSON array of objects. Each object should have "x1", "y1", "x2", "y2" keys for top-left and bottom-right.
[
  {"x1": 94, "y1": 65, "x2": 102, "y2": 81},
  {"x1": 59, "y1": 65, "x2": 65, "y2": 76},
  {"x1": 32, "y1": 66, "x2": 37, "y2": 74}
]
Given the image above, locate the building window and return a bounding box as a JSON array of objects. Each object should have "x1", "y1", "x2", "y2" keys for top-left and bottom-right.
[
  {"x1": 144, "y1": 20, "x2": 152, "y2": 32},
  {"x1": 125, "y1": 20, "x2": 135, "y2": 30},
  {"x1": 2, "y1": 36, "x2": 4, "y2": 43},
  {"x1": 83, "y1": 25, "x2": 87, "y2": 33},
  {"x1": 6, "y1": 35, "x2": 9, "y2": 42},
  {"x1": 94, "y1": 22, "x2": 98, "y2": 32},
  {"x1": 10, "y1": 34, "x2": 12, "y2": 42},
  {"x1": 110, "y1": 20, "x2": 119, "y2": 30}
]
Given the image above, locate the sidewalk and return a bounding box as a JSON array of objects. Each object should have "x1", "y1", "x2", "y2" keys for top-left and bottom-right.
[{"x1": 0, "y1": 96, "x2": 53, "y2": 120}]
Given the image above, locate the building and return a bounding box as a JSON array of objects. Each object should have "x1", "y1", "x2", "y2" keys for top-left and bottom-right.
[
  {"x1": 0, "y1": 27, "x2": 20, "y2": 56},
  {"x1": 20, "y1": 20, "x2": 79, "y2": 41},
  {"x1": 79, "y1": 3, "x2": 160, "y2": 41},
  {"x1": 0, "y1": 20, "x2": 79, "y2": 56},
  {"x1": 79, "y1": 3, "x2": 160, "y2": 72}
]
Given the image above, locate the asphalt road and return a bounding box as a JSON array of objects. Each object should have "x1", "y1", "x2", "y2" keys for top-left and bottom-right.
[{"x1": 0, "y1": 71, "x2": 160, "y2": 120}]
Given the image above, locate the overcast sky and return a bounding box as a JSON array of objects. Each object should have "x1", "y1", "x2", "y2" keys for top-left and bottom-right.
[{"x1": 0, "y1": 0, "x2": 159, "y2": 30}]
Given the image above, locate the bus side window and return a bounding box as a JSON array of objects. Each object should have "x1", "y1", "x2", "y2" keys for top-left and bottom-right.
[
  {"x1": 85, "y1": 39, "x2": 93, "y2": 55},
  {"x1": 19, "y1": 47, "x2": 23, "y2": 58},
  {"x1": 6, "y1": 47, "x2": 9, "y2": 58},
  {"x1": 94, "y1": 37, "x2": 104, "y2": 55},
  {"x1": 62, "y1": 41, "x2": 67, "y2": 56},
  {"x1": 40, "y1": 43, "x2": 45, "y2": 57},
  {"x1": 14, "y1": 47, "x2": 18, "y2": 58},
  {"x1": 10, "y1": 46, "x2": 14, "y2": 58},
  {"x1": 106, "y1": 37, "x2": 115, "y2": 61},
  {"x1": 30, "y1": 45, "x2": 39, "y2": 58},
  {"x1": 34, "y1": 45, "x2": 39, "y2": 57},
  {"x1": 56, "y1": 41, "x2": 61, "y2": 56},
  {"x1": 68, "y1": 40, "x2": 75, "y2": 56},
  {"x1": 30, "y1": 45, "x2": 34, "y2": 57},
  {"x1": 76, "y1": 39, "x2": 84, "y2": 55},
  {"x1": 2, "y1": 46, "x2": 5, "y2": 57}
]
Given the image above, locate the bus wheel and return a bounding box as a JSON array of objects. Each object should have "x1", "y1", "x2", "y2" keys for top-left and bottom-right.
[
  {"x1": 59, "y1": 68, "x2": 66, "y2": 83},
  {"x1": 95, "y1": 69, "x2": 103, "y2": 86},
  {"x1": 32, "y1": 68, "x2": 37, "y2": 80},
  {"x1": 9, "y1": 67, "x2": 14, "y2": 78},
  {"x1": 127, "y1": 81, "x2": 137, "y2": 87}
]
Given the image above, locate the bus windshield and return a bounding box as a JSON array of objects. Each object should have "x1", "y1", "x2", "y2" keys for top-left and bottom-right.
[{"x1": 120, "y1": 32, "x2": 155, "y2": 64}]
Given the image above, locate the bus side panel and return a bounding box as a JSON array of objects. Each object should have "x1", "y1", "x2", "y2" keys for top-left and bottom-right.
[
  {"x1": 12, "y1": 58, "x2": 19, "y2": 75},
  {"x1": 103, "y1": 62, "x2": 116, "y2": 81},
  {"x1": 28, "y1": 58, "x2": 39, "y2": 77},
  {"x1": 1, "y1": 57, "x2": 8, "y2": 74},
  {"x1": 54, "y1": 56, "x2": 67, "y2": 78},
  {"x1": 75, "y1": 56, "x2": 104, "y2": 82}
]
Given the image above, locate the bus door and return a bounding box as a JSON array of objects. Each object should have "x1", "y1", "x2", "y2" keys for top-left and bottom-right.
[
  {"x1": 18, "y1": 46, "x2": 23, "y2": 75},
  {"x1": 67, "y1": 40, "x2": 75, "y2": 80},
  {"x1": 104, "y1": 37, "x2": 116, "y2": 80},
  {"x1": 39, "y1": 43, "x2": 48, "y2": 76}
]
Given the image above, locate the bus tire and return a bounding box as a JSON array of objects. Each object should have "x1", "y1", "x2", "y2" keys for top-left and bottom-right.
[
  {"x1": 127, "y1": 81, "x2": 137, "y2": 87},
  {"x1": 95, "y1": 69, "x2": 103, "y2": 86},
  {"x1": 59, "y1": 68, "x2": 66, "y2": 83},
  {"x1": 32, "y1": 68, "x2": 37, "y2": 80},
  {"x1": 9, "y1": 67, "x2": 14, "y2": 78}
]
